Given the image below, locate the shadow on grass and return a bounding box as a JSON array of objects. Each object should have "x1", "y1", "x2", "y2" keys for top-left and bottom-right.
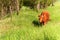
[{"x1": 32, "y1": 20, "x2": 43, "y2": 27}]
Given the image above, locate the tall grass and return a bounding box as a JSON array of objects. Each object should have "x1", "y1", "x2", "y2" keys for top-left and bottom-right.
[{"x1": 0, "y1": 1, "x2": 60, "y2": 40}]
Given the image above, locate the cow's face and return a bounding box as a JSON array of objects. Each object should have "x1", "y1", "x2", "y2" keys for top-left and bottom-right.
[{"x1": 40, "y1": 15, "x2": 44, "y2": 22}]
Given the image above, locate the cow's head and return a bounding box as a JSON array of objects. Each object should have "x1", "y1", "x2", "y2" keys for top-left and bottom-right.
[{"x1": 39, "y1": 15, "x2": 44, "y2": 23}]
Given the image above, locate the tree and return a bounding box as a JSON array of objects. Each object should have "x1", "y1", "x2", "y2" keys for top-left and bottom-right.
[{"x1": 15, "y1": 0, "x2": 20, "y2": 15}]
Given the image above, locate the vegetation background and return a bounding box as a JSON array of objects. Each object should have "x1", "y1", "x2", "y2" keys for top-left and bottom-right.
[{"x1": 0, "y1": 0, "x2": 60, "y2": 40}]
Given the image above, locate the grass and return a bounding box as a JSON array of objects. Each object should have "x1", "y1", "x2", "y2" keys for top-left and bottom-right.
[{"x1": 0, "y1": 1, "x2": 60, "y2": 40}]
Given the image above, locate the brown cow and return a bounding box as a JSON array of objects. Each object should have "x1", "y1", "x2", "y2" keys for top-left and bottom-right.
[{"x1": 38, "y1": 11, "x2": 50, "y2": 25}]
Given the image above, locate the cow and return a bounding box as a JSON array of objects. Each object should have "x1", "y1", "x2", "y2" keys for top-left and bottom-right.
[{"x1": 38, "y1": 11, "x2": 50, "y2": 25}]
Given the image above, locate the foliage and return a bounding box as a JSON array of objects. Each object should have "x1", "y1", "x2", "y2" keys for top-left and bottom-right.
[{"x1": 0, "y1": 1, "x2": 60, "y2": 40}]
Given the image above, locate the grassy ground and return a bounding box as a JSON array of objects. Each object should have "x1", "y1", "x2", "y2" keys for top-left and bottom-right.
[{"x1": 0, "y1": 1, "x2": 60, "y2": 40}]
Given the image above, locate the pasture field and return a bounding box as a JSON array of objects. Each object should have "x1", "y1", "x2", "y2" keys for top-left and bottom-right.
[{"x1": 0, "y1": 1, "x2": 60, "y2": 40}]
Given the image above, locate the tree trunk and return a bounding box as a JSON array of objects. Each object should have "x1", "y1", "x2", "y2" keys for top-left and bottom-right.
[
  {"x1": 16, "y1": 0, "x2": 19, "y2": 15},
  {"x1": 36, "y1": 3, "x2": 40, "y2": 12},
  {"x1": 52, "y1": 0, "x2": 54, "y2": 6},
  {"x1": 9, "y1": 5, "x2": 12, "y2": 21},
  {"x1": 1, "y1": 4, "x2": 4, "y2": 19}
]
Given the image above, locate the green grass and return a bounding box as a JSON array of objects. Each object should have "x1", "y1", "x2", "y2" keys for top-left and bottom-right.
[{"x1": 0, "y1": 1, "x2": 60, "y2": 40}]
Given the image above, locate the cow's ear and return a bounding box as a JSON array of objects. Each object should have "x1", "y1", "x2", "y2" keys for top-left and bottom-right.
[
  {"x1": 38, "y1": 15, "x2": 40, "y2": 17},
  {"x1": 41, "y1": 12, "x2": 43, "y2": 15},
  {"x1": 38, "y1": 14, "x2": 40, "y2": 17}
]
